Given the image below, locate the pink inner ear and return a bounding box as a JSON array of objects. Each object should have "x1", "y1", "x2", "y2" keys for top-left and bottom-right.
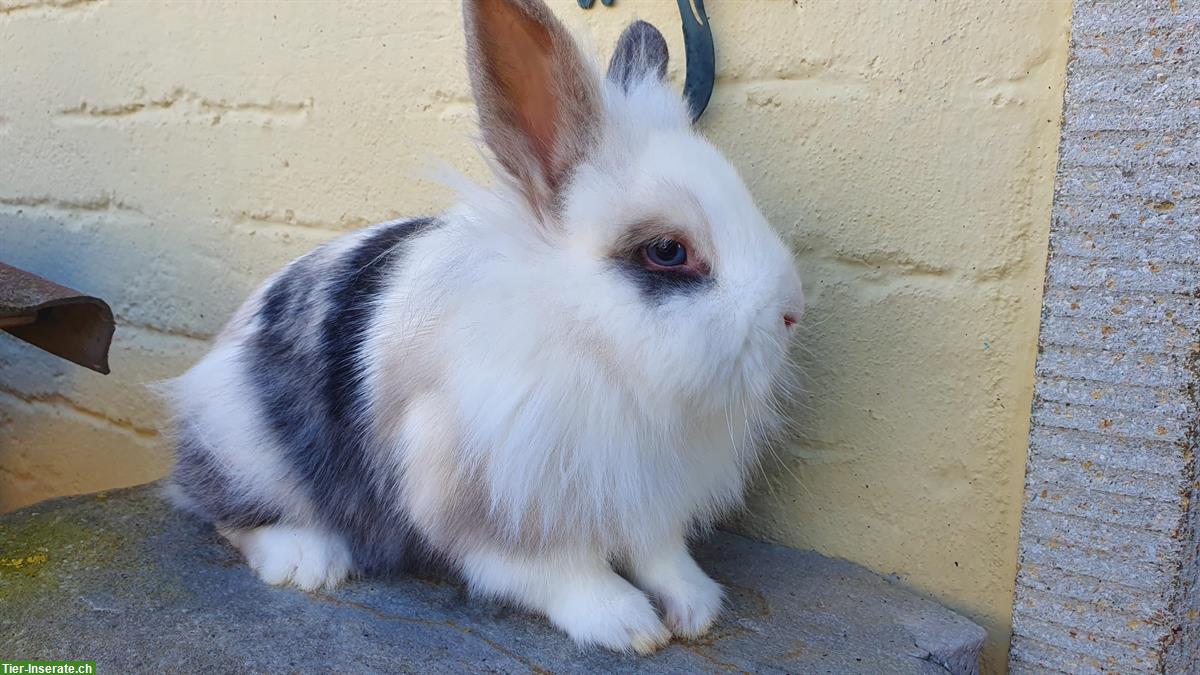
[{"x1": 480, "y1": 0, "x2": 562, "y2": 182}]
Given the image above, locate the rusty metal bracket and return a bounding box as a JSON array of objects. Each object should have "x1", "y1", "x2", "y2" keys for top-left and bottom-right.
[{"x1": 0, "y1": 262, "x2": 115, "y2": 374}]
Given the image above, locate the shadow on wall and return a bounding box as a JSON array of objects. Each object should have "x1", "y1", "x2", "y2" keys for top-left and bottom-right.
[
  {"x1": 0, "y1": 189, "x2": 370, "y2": 511},
  {"x1": 0, "y1": 205, "x2": 168, "y2": 511},
  {"x1": 0, "y1": 0, "x2": 473, "y2": 513},
  {"x1": 0, "y1": 180, "x2": 429, "y2": 514}
]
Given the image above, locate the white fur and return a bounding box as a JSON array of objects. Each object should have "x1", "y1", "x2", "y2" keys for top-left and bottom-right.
[
  {"x1": 221, "y1": 525, "x2": 352, "y2": 591},
  {"x1": 629, "y1": 533, "x2": 725, "y2": 638},
  {"x1": 461, "y1": 546, "x2": 671, "y2": 654},
  {"x1": 168, "y1": 339, "x2": 314, "y2": 522},
  {"x1": 358, "y1": 71, "x2": 802, "y2": 648},
  {"x1": 167, "y1": 2, "x2": 804, "y2": 655}
]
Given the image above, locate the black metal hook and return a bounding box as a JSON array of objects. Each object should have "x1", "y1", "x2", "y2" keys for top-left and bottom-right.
[
  {"x1": 578, "y1": 0, "x2": 715, "y2": 123},
  {"x1": 675, "y1": 0, "x2": 714, "y2": 122}
]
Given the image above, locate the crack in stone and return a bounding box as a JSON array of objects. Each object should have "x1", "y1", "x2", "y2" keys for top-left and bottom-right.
[
  {"x1": 79, "y1": 595, "x2": 120, "y2": 613},
  {"x1": 908, "y1": 648, "x2": 956, "y2": 674}
]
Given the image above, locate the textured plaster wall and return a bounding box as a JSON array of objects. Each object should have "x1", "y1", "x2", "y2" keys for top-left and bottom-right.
[{"x1": 0, "y1": 0, "x2": 1069, "y2": 669}]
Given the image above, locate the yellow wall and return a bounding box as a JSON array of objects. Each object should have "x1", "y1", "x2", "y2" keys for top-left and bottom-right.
[{"x1": 0, "y1": 1, "x2": 1070, "y2": 670}]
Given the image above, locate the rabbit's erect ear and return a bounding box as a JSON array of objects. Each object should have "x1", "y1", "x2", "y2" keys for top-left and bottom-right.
[
  {"x1": 464, "y1": 0, "x2": 600, "y2": 216},
  {"x1": 606, "y1": 20, "x2": 668, "y2": 91}
]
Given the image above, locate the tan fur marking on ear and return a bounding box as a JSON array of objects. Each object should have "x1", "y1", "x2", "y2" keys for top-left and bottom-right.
[
  {"x1": 464, "y1": 0, "x2": 600, "y2": 219},
  {"x1": 476, "y1": 0, "x2": 558, "y2": 167}
]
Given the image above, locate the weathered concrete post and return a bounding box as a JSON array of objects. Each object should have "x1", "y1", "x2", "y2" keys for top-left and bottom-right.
[{"x1": 1009, "y1": 0, "x2": 1199, "y2": 671}]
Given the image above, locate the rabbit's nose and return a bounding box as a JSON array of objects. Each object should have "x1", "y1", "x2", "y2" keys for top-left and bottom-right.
[{"x1": 783, "y1": 313, "x2": 797, "y2": 329}]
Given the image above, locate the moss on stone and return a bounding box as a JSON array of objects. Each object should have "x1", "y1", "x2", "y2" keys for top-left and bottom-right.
[{"x1": 0, "y1": 490, "x2": 141, "y2": 610}]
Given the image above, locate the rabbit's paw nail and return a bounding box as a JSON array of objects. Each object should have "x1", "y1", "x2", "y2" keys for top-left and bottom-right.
[
  {"x1": 228, "y1": 525, "x2": 351, "y2": 591},
  {"x1": 628, "y1": 625, "x2": 672, "y2": 655}
]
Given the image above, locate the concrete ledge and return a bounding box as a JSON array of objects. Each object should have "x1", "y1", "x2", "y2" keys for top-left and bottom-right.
[
  {"x1": 1008, "y1": 0, "x2": 1200, "y2": 671},
  {"x1": 0, "y1": 484, "x2": 985, "y2": 673}
]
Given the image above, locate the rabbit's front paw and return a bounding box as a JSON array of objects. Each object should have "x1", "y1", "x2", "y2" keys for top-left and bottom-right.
[
  {"x1": 548, "y1": 581, "x2": 670, "y2": 654},
  {"x1": 631, "y1": 542, "x2": 725, "y2": 639},
  {"x1": 222, "y1": 524, "x2": 352, "y2": 591},
  {"x1": 655, "y1": 570, "x2": 723, "y2": 639}
]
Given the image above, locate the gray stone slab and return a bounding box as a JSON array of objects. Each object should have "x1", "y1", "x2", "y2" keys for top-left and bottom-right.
[{"x1": 0, "y1": 484, "x2": 986, "y2": 674}]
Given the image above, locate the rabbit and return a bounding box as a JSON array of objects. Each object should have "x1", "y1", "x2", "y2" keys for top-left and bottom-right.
[{"x1": 164, "y1": 0, "x2": 804, "y2": 655}]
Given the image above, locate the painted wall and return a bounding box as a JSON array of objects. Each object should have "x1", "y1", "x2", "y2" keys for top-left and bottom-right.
[{"x1": 0, "y1": 0, "x2": 1070, "y2": 669}]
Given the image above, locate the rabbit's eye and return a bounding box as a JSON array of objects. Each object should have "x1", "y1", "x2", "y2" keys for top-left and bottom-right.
[{"x1": 644, "y1": 240, "x2": 687, "y2": 267}]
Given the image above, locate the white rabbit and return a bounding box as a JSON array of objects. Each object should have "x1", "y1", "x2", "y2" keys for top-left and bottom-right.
[{"x1": 165, "y1": 0, "x2": 804, "y2": 654}]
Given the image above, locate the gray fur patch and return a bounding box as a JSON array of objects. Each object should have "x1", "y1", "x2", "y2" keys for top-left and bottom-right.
[
  {"x1": 607, "y1": 20, "x2": 669, "y2": 91},
  {"x1": 245, "y1": 218, "x2": 442, "y2": 574},
  {"x1": 169, "y1": 420, "x2": 282, "y2": 529}
]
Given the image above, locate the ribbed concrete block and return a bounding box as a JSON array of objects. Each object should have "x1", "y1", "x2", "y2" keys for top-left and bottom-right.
[{"x1": 1009, "y1": 0, "x2": 1200, "y2": 672}]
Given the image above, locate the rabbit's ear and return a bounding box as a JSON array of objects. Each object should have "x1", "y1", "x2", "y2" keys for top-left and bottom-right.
[
  {"x1": 606, "y1": 20, "x2": 668, "y2": 91},
  {"x1": 464, "y1": 0, "x2": 600, "y2": 216}
]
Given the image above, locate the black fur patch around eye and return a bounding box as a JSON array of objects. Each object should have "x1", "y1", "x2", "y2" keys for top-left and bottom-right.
[
  {"x1": 612, "y1": 258, "x2": 713, "y2": 302},
  {"x1": 245, "y1": 217, "x2": 440, "y2": 573}
]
